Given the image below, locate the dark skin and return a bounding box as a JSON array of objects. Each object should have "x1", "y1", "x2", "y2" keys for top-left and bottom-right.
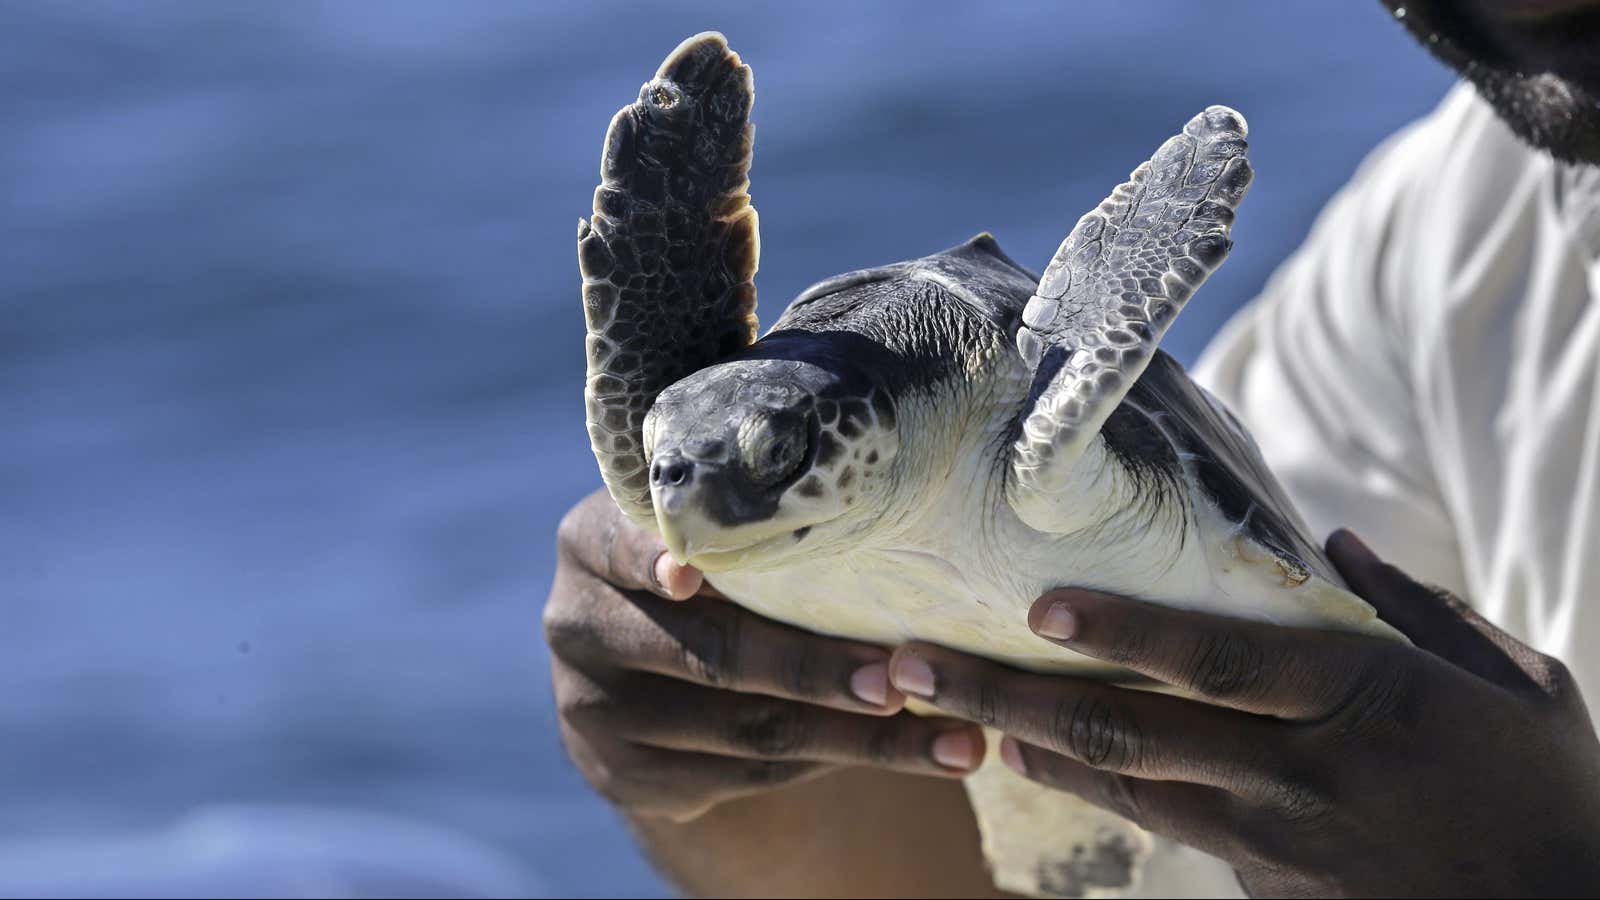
[
  {"x1": 548, "y1": 2, "x2": 1600, "y2": 895},
  {"x1": 546, "y1": 491, "x2": 1003, "y2": 897},
  {"x1": 1384, "y1": 0, "x2": 1600, "y2": 163},
  {"x1": 891, "y1": 531, "x2": 1600, "y2": 897},
  {"x1": 549, "y1": 494, "x2": 1600, "y2": 896}
]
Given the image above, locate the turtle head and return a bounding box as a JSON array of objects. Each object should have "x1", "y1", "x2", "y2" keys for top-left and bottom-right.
[{"x1": 642, "y1": 348, "x2": 900, "y2": 571}]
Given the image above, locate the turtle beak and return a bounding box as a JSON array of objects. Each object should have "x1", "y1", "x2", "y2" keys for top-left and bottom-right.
[
  {"x1": 650, "y1": 452, "x2": 712, "y2": 563},
  {"x1": 649, "y1": 446, "x2": 806, "y2": 570},
  {"x1": 655, "y1": 492, "x2": 694, "y2": 563},
  {"x1": 657, "y1": 516, "x2": 690, "y2": 563}
]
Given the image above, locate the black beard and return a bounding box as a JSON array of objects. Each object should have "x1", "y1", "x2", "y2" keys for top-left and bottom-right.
[{"x1": 1384, "y1": 1, "x2": 1600, "y2": 165}]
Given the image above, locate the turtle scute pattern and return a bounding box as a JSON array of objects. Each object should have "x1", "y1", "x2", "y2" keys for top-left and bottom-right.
[
  {"x1": 578, "y1": 32, "x2": 761, "y2": 522},
  {"x1": 1012, "y1": 106, "x2": 1253, "y2": 495}
]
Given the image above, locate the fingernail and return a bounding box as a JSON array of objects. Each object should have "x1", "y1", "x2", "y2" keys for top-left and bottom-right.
[
  {"x1": 1000, "y1": 737, "x2": 1026, "y2": 775},
  {"x1": 651, "y1": 551, "x2": 673, "y2": 589},
  {"x1": 890, "y1": 652, "x2": 936, "y2": 698},
  {"x1": 849, "y1": 662, "x2": 890, "y2": 707},
  {"x1": 653, "y1": 552, "x2": 692, "y2": 600},
  {"x1": 931, "y1": 730, "x2": 978, "y2": 771},
  {"x1": 1035, "y1": 602, "x2": 1078, "y2": 641}
]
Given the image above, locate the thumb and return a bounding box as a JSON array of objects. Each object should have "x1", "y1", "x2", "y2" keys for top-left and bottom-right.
[
  {"x1": 561, "y1": 491, "x2": 704, "y2": 601},
  {"x1": 1326, "y1": 529, "x2": 1537, "y2": 690}
]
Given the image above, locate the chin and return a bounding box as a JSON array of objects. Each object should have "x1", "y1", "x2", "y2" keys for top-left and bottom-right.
[{"x1": 1382, "y1": 0, "x2": 1600, "y2": 164}]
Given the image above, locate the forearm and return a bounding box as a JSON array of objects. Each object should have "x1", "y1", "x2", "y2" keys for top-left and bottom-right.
[{"x1": 630, "y1": 767, "x2": 1011, "y2": 899}]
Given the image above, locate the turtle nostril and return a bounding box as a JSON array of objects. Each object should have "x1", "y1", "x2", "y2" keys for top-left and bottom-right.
[{"x1": 651, "y1": 457, "x2": 693, "y2": 488}]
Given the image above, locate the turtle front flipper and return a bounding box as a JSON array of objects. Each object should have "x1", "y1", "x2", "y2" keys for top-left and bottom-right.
[
  {"x1": 579, "y1": 32, "x2": 761, "y2": 524},
  {"x1": 1007, "y1": 107, "x2": 1252, "y2": 533}
]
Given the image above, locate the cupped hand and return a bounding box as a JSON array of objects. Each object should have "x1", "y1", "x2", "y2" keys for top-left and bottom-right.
[
  {"x1": 545, "y1": 490, "x2": 984, "y2": 822},
  {"x1": 889, "y1": 530, "x2": 1600, "y2": 897}
]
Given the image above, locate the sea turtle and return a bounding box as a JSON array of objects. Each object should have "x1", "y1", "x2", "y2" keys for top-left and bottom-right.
[{"x1": 575, "y1": 33, "x2": 1402, "y2": 898}]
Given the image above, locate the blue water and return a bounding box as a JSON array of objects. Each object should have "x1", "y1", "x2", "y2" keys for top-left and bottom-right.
[{"x1": 2, "y1": 2, "x2": 1452, "y2": 896}]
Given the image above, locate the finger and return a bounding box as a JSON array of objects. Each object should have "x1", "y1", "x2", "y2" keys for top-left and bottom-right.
[
  {"x1": 696, "y1": 578, "x2": 730, "y2": 600},
  {"x1": 594, "y1": 674, "x2": 984, "y2": 778},
  {"x1": 998, "y1": 737, "x2": 1249, "y2": 862},
  {"x1": 545, "y1": 577, "x2": 909, "y2": 715},
  {"x1": 630, "y1": 748, "x2": 835, "y2": 822},
  {"x1": 1327, "y1": 529, "x2": 1544, "y2": 692},
  {"x1": 559, "y1": 717, "x2": 830, "y2": 822},
  {"x1": 1022, "y1": 588, "x2": 1394, "y2": 720},
  {"x1": 557, "y1": 489, "x2": 702, "y2": 600},
  {"x1": 654, "y1": 552, "x2": 705, "y2": 600},
  {"x1": 888, "y1": 644, "x2": 1291, "y2": 801}
]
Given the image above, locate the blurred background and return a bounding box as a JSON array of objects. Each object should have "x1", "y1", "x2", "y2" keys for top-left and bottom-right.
[{"x1": 2, "y1": 1, "x2": 1453, "y2": 896}]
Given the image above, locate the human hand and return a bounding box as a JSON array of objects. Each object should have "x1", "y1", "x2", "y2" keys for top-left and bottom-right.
[
  {"x1": 887, "y1": 530, "x2": 1600, "y2": 897},
  {"x1": 544, "y1": 489, "x2": 984, "y2": 822}
]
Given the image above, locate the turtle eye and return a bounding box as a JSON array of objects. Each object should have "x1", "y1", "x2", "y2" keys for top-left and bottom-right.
[{"x1": 739, "y1": 412, "x2": 808, "y2": 486}]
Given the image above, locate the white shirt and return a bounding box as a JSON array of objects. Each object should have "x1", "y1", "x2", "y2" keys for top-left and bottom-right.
[{"x1": 1198, "y1": 83, "x2": 1600, "y2": 694}]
